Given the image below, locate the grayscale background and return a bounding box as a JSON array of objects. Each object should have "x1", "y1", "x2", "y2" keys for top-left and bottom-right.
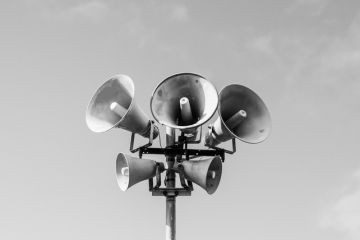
[{"x1": 1, "y1": 1, "x2": 360, "y2": 239}]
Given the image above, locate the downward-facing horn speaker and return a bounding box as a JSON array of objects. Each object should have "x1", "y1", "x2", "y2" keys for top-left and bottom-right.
[
  {"x1": 205, "y1": 84, "x2": 271, "y2": 146},
  {"x1": 86, "y1": 74, "x2": 158, "y2": 139},
  {"x1": 116, "y1": 153, "x2": 164, "y2": 191},
  {"x1": 150, "y1": 73, "x2": 218, "y2": 134},
  {"x1": 180, "y1": 156, "x2": 222, "y2": 194}
]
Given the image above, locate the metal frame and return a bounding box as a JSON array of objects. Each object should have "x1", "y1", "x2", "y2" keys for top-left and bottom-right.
[
  {"x1": 175, "y1": 126, "x2": 202, "y2": 145},
  {"x1": 129, "y1": 124, "x2": 236, "y2": 161},
  {"x1": 149, "y1": 163, "x2": 193, "y2": 197},
  {"x1": 129, "y1": 120, "x2": 156, "y2": 153},
  {"x1": 142, "y1": 134, "x2": 199, "y2": 197},
  {"x1": 131, "y1": 127, "x2": 235, "y2": 239}
]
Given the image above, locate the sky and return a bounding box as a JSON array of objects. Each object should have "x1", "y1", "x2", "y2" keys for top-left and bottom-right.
[{"x1": 1, "y1": 0, "x2": 360, "y2": 239}]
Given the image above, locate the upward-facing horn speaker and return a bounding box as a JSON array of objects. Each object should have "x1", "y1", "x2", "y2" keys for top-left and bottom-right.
[
  {"x1": 116, "y1": 153, "x2": 164, "y2": 191},
  {"x1": 205, "y1": 84, "x2": 271, "y2": 146},
  {"x1": 180, "y1": 156, "x2": 222, "y2": 194},
  {"x1": 86, "y1": 74, "x2": 158, "y2": 139},
  {"x1": 150, "y1": 73, "x2": 218, "y2": 134}
]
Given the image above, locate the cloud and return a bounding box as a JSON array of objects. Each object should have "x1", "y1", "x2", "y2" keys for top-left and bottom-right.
[
  {"x1": 170, "y1": 4, "x2": 189, "y2": 22},
  {"x1": 114, "y1": 2, "x2": 190, "y2": 49},
  {"x1": 308, "y1": 14, "x2": 360, "y2": 106},
  {"x1": 58, "y1": 1, "x2": 109, "y2": 22},
  {"x1": 286, "y1": 0, "x2": 329, "y2": 15},
  {"x1": 242, "y1": 9, "x2": 360, "y2": 126},
  {"x1": 247, "y1": 35, "x2": 275, "y2": 55},
  {"x1": 317, "y1": 13, "x2": 360, "y2": 71},
  {"x1": 320, "y1": 169, "x2": 360, "y2": 239}
]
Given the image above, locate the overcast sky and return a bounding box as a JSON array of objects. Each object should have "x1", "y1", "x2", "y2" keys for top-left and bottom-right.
[{"x1": 1, "y1": 0, "x2": 360, "y2": 240}]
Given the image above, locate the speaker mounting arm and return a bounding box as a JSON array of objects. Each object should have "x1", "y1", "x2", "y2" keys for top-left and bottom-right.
[
  {"x1": 149, "y1": 163, "x2": 193, "y2": 197},
  {"x1": 130, "y1": 121, "x2": 157, "y2": 153},
  {"x1": 176, "y1": 127, "x2": 203, "y2": 145},
  {"x1": 139, "y1": 147, "x2": 225, "y2": 161},
  {"x1": 148, "y1": 162, "x2": 164, "y2": 191},
  {"x1": 204, "y1": 126, "x2": 236, "y2": 156},
  {"x1": 206, "y1": 138, "x2": 236, "y2": 155},
  {"x1": 176, "y1": 164, "x2": 194, "y2": 190}
]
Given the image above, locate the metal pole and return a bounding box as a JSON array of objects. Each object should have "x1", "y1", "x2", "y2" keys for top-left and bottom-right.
[{"x1": 165, "y1": 127, "x2": 176, "y2": 240}]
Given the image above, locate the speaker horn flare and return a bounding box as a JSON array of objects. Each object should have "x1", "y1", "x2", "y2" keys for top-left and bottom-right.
[
  {"x1": 150, "y1": 73, "x2": 218, "y2": 133},
  {"x1": 180, "y1": 156, "x2": 222, "y2": 194},
  {"x1": 86, "y1": 74, "x2": 159, "y2": 139},
  {"x1": 116, "y1": 153, "x2": 163, "y2": 191},
  {"x1": 205, "y1": 84, "x2": 271, "y2": 146}
]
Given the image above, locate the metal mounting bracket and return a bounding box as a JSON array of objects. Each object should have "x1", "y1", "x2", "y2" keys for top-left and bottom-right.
[
  {"x1": 129, "y1": 121, "x2": 156, "y2": 153},
  {"x1": 203, "y1": 125, "x2": 237, "y2": 160},
  {"x1": 207, "y1": 138, "x2": 236, "y2": 155},
  {"x1": 148, "y1": 163, "x2": 193, "y2": 197}
]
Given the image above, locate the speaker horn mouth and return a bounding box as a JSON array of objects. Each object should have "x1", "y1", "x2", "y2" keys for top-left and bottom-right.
[
  {"x1": 150, "y1": 73, "x2": 219, "y2": 130},
  {"x1": 86, "y1": 75, "x2": 135, "y2": 133},
  {"x1": 218, "y1": 84, "x2": 271, "y2": 144},
  {"x1": 205, "y1": 156, "x2": 222, "y2": 194},
  {"x1": 116, "y1": 153, "x2": 131, "y2": 191}
]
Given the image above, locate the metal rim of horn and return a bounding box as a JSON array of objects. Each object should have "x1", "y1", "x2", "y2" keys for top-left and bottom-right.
[
  {"x1": 217, "y1": 84, "x2": 271, "y2": 144},
  {"x1": 150, "y1": 73, "x2": 219, "y2": 131}
]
